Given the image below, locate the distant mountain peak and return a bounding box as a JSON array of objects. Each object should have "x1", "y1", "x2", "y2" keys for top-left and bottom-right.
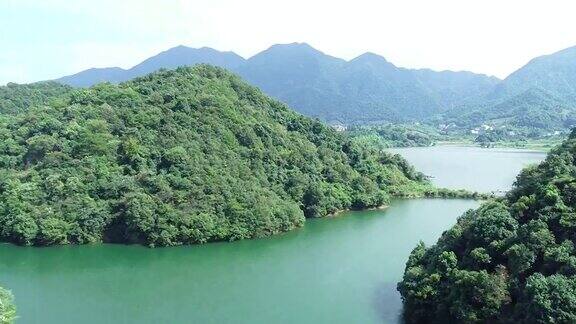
[
  {"x1": 263, "y1": 42, "x2": 322, "y2": 54},
  {"x1": 247, "y1": 42, "x2": 344, "y2": 67},
  {"x1": 57, "y1": 45, "x2": 246, "y2": 87},
  {"x1": 274, "y1": 42, "x2": 313, "y2": 49},
  {"x1": 160, "y1": 45, "x2": 226, "y2": 55},
  {"x1": 157, "y1": 45, "x2": 192, "y2": 54},
  {"x1": 351, "y1": 52, "x2": 390, "y2": 64}
]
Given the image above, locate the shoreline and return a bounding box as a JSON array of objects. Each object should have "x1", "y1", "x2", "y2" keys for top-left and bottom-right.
[
  {"x1": 327, "y1": 204, "x2": 390, "y2": 217},
  {"x1": 1, "y1": 190, "x2": 489, "y2": 249},
  {"x1": 387, "y1": 141, "x2": 554, "y2": 152}
]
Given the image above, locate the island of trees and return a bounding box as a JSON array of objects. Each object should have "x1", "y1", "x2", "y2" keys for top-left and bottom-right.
[{"x1": 398, "y1": 129, "x2": 576, "y2": 322}]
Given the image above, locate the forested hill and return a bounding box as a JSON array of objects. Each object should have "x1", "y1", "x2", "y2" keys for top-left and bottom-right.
[
  {"x1": 0, "y1": 81, "x2": 72, "y2": 114},
  {"x1": 399, "y1": 129, "x2": 576, "y2": 322},
  {"x1": 0, "y1": 65, "x2": 430, "y2": 247},
  {"x1": 489, "y1": 46, "x2": 576, "y2": 103},
  {"x1": 440, "y1": 45, "x2": 576, "y2": 135}
]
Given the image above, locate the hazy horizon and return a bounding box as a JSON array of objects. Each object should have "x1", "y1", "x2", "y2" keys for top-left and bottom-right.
[{"x1": 2, "y1": 0, "x2": 576, "y2": 84}]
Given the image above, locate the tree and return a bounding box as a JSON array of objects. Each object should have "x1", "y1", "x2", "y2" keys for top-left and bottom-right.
[
  {"x1": 399, "y1": 131, "x2": 576, "y2": 322},
  {"x1": 0, "y1": 286, "x2": 16, "y2": 324}
]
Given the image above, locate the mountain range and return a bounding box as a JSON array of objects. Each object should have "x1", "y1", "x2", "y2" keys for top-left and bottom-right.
[
  {"x1": 56, "y1": 43, "x2": 576, "y2": 131},
  {"x1": 56, "y1": 43, "x2": 499, "y2": 124}
]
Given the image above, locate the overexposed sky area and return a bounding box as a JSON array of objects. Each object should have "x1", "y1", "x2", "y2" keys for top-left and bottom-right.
[{"x1": 1, "y1": 0, "x2": 576, "y2": 84}]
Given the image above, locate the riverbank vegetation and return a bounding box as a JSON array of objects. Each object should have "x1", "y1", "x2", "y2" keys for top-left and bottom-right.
[
  {"x1": 0, "y1": 286, "x2": 16, "y2": 324},
  {"x1": 347, "y1": 124, "x2": 438, "y2": 148},
  {"x1": 346, "y1": 123, "x2": 563, "y2": 151},
  {"x1": 398, "y1": 129, "x2": 576, "y2": 322},
  {"x1": 0, "y1": 65, "x2": 441, "y2": 247}
]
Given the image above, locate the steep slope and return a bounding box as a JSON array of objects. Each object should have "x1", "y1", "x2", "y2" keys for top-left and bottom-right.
[
  {"x1": 399, "y1": 130, "x2": 576, "y2": 322},
  {"x1": 490, "y1": 46, "x2": 576, "y2": 102},
  {"x1": 443, "y1": 45, "x2": 576, "y2": 134},
  {"x1": 54, "y1": 43, "x2": 498, "y2": 124},
  {"x1": 339, "y1": 53, "x2": 441, "y2": 121},
  {"x1": 0, "y1": 65, "x2": 429, "y2": 247},
  {"x1": 237, "y1": 43, "x2": 347, "y2": 121}
]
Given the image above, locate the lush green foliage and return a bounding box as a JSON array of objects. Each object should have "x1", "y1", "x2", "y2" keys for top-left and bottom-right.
[
  {"x1": 348, "y1": 124, "x2": 438, "y2": 148},
  {"x1": 435, "y1": 46, "x2": 576, "y2": 139},
  {"x1": 0, "y1": 286, "x2": 16, "y2": 324},
  {"x1": 348, "y1": 122, "x2": 564, "y2": 150},
  {"x1": 398, "y1": 130, "x2": 576, "y2": 322},
  {"x1": 0, "y1": 81, "x2": 71, "y2": 114},
  {"x1": 0, "y1": 65, "x2": 430, "y2": 247},
  {"x1": 439, "y1": 88, "x2": 576, "y2": 140}
]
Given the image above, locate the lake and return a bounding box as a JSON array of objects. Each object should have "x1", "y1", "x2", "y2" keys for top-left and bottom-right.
[
  {"x1": 0, "y1": 146, "x2": 547, "y2": 323},
  {"x1": 388, "y1": 146, "x2": 546, "y2": 193}
]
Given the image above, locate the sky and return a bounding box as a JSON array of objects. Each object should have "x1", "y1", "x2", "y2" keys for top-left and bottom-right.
[{"x1": 1, "y1": 0, "x2": 576, "y2": 85}]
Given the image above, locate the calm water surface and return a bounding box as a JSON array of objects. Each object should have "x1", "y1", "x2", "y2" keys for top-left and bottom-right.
[
  {"x1": 0, "y1": 199, "x2": 478, "y2": 324},
  {"x1": 0, "y1": 146, "x2": 545, "y2": 323},
  {"x1": 388, "y1": 146, "x2": 546, "y2": 193}
]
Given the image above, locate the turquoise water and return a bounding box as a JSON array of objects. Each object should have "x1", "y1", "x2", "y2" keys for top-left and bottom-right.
[
  {"x1": 0, "y1": 146, "x2": 544, "y2": 323},
  {"x1": 0, "y1": 199, "x2": 478, "y2": 324}
]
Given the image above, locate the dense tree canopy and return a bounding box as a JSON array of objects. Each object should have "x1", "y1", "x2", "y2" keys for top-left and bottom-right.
[
  {"x1": 0, "y1": 81, "x2": 71, "y2": 114},
  {"x1": 0, "y1": 286, "x2": 15, "y2": 324},
  {"x1": 439, "y1": 88, "x2": 576, "y2": 140},
  {"x1": 0, "y1": 65, "x2": 432, "y2": 247},
  {"x1": 398, "y1": 130, "x2": 576, "y2": 322},
  {"x1": 348, "y1": 124, "x2": 437, "y2": 148}
]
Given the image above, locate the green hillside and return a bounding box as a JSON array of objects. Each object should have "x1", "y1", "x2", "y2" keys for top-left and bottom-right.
[
  {"x1": 0, "y1": 65, "x2": 431, "y2": 247},
  {"x1": 0, "y1": 81, "x2": 72, "y2": 114}
]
